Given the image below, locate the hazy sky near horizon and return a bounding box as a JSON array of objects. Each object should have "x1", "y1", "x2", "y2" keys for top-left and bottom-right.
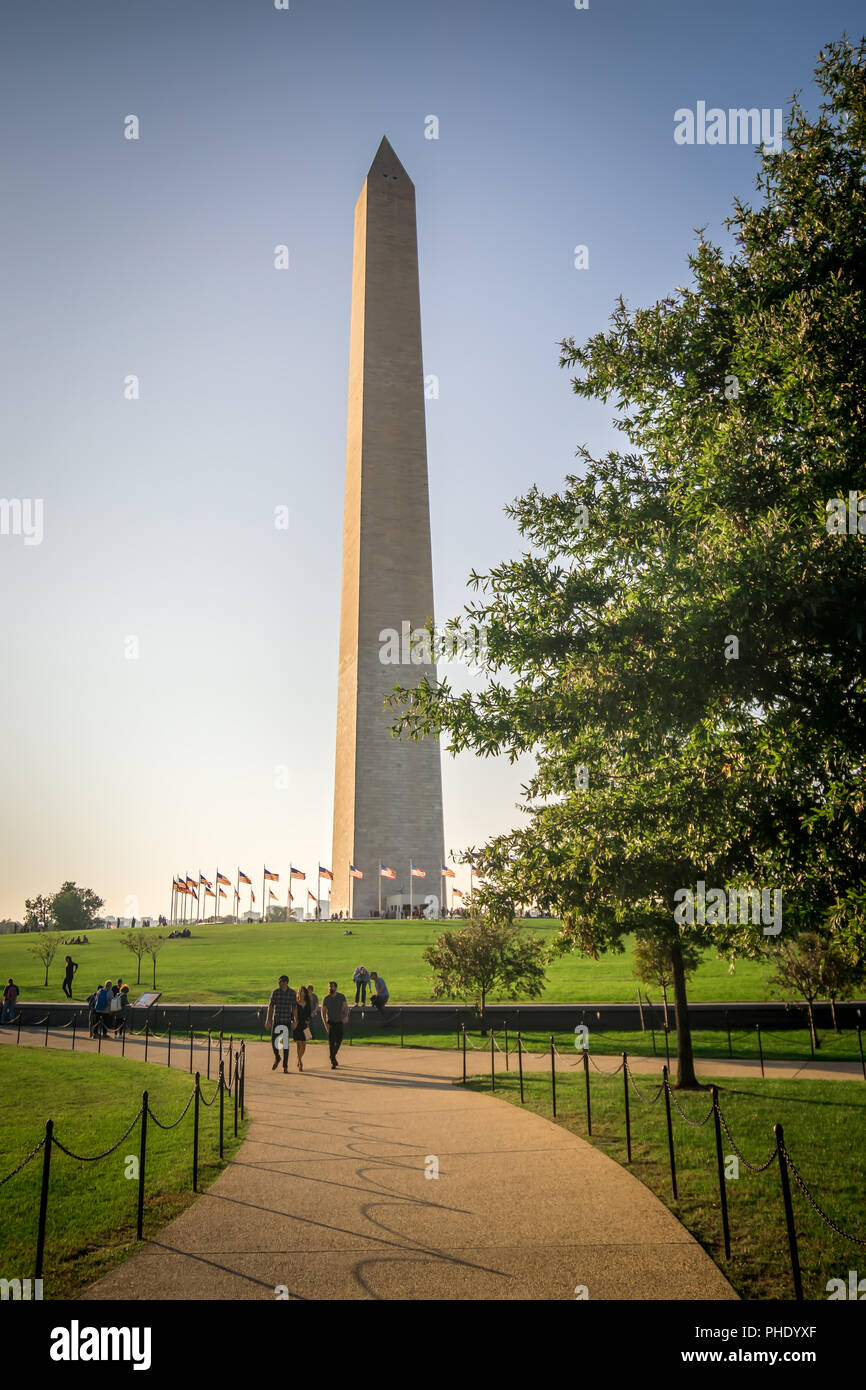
[{"x1": 1, "y1": 0, "x2": 859, "y2": 919}]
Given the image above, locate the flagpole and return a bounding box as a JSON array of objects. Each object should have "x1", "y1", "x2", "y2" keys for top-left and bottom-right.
[
  {"x1": 378, "y1": 867, "x2": 382, "y2": 918},
  {"x1": 317, "y1": 869, "x2": 321, "y2": 922},
  {"x1": 235, "y1": 870, "x2": 240, "y2": 925},
  {"x1": 261, "y1": 868, "x2": 266, "y2": 926},
  {"x1": 349, "y1": 867, "x2": 354, "y2": 922},
  {"x1": 410, "y1": 862, "x2": 413, "y2": 919}
]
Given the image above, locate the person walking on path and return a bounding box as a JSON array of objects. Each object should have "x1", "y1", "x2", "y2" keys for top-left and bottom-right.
[
  {"x1": 369, "y1": 972, "x2": 390, "y2": 1016},
  {"x1": 62, "y1": 956, "x2": 78, "y2": 999},
  {"x1": 265, "y1": 975, "x2": 297, "y2": 1073},
  {"x1": 352, "y1": 965, "x2": 370, "y2": 1006},
  {"x1": 2, "y1": 979, "x2": 19, "y2": 1024},
  {"x1": 293, "y1": 986, "x2": 313, "y2": 1071},
  {"x1": 321, "y1": 981, "x2": 349, "y2": 1069}
]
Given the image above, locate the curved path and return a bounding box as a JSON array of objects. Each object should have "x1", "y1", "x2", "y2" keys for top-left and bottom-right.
[{"x1": 16, "y1": 1034, "x2": 735, "y2": 1302}]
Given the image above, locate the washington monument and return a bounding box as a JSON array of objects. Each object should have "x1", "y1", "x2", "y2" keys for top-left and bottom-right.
[{"x1": 330, "y1": 136, "x2": 444, "y2": 919}]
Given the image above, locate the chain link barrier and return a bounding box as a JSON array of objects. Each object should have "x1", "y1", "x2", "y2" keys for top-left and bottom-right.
[
  {"x1": 624, "y1": 1059, "x2": 664, "y2": 1104},
  {"x1": 0, "y1": 1136, "x2": 46, "y2": 1187},
  {"x1": 146, "y1": 1091, "x2": 196, "y2": 1131},
  {"x1": 779, "y1": 1141, "x2": 866, "y2": 1248},
  {"x1": 52, "y1": 1109, "x2": 144, "y2": 1163}
]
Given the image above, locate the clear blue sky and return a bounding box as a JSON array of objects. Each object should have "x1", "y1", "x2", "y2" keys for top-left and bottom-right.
[{"x1": 0, "y1": 0, "x2": 859, "y2": 919}]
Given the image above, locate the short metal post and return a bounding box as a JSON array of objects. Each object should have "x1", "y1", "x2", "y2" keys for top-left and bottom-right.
[
  {"x1": 193, "y1": 1074, "x2": 200, "y2": 1192},
  {"x1": 649, "y1": 1017, "x2": 657, "y2": 1057},
  {"x1": 233, "y1": 1052, "x2": 239, "y2": 1138},
  {"x1": 711, "y1": 1086, "x2": 731, "y2": 1259},
  {"x1": 72, "y1": 1017, "x2": 76, "y2": 1052},
  {"x1": 240, "y1": 1042, "x2": 245, "y2": 1120},
  {"x1": 756, "y1": 1023, "x2": 765, "y2": 1079},
  {"x1": 461, "y1": 1026, "x2": 467, "y2": 1084},
  {"x1": 34, "y1": 1119, "x2": 53, "y2": 1278},
  {"x1": 504, "y1": 1024, "x2": 509, "y2": 1070},
  {"x1": 518, "y1": 1031, "x2": 525, "y2": 1104},
  {"x1": 122, "y1": 1023, "x2": 126, "y2": 1057},
  {"x1": 400, "y1": 1010, "x2": 404, "y2": 1048},
  {"x1": 662, "y1": 1066, "x2": 678, "y2": 1199},
  {"x1": 144, "y1": 1022, "x2": 149, "y2": 1063},
  {"x1": 774, "y1": 1124, "x2": 802, "y2": 1300},
  {"x1": 207, "y1": 1031, "x2": 212, "y2": 1081},
  {"x1": 44, "y1": 1015, "x2": 49, "y2": 1047},
  {"x1": 189, "y1": 1028, "x2": 194, "y2": 1073},
  {"x1": 136, "y1": 1093, "x2": 148, "y2": 1239},
  {"x1": 858, "y1": 1027, "x2": 865, "y2": 1082},
  {"x1": 490, "y1": 1029, "x2": 495, "y2": 1092},
  {"x1": 550, "y1": 1035, "x2": 557, "y2": 1118},
  {"x1": 97, "y1": 1025, "x2": 102, "y2": 1054},
  {"x1": 622, "y1": 1053, "x2": 631, "y2": 1161},
  {"x1": 456, "y1": 1012, "x2": 460, "y2": 1050},
  {"x1": 17, "y1": 1013, "x2": 22, "y2": 1045},
  {"x1": 663, "y1": 1024, "x2": 670, "y2": 1070},
  {"x1": 167, "y1": 1023, "x2": 173, "y2": 1069},
  {"x1": 583, "y1": 1046, "x2": 591, "y2": 1135},
  {"x1": 219, "y1": 1060, "x2": 225, "y2": 1159}
]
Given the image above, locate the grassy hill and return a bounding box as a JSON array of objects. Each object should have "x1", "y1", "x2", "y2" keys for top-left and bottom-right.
[{"x1": 0, "y1": 918, "x2": 778, "y2": 1006}]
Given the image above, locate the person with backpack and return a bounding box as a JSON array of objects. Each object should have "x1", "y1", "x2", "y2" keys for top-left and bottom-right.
[{"x1": 2, "y1": 979, "x2": 19, "y2": 1024}]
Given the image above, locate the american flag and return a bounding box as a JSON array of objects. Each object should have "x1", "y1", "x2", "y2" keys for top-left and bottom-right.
[
  {"x1": 238, "y1": 870, "x2": 252, "y2": 885},
  {"x1": 410, "y1": 864, "x2": 426, "y2": 879},
  {"x1": 290, "y1": 866, "x2": 305, "y2": 880},
  {"x1": 349, "y1": 865, "x2": 363, "y2": 879},
  {"x1": 263, "y1": 868, "x2": 279, "y2": 882},
  {"x1": 441, "y1": 865, "x2": 455, "y2": 878},
  {"x1": 319, "y1": 866, "x2": 334, "y2": 881},
  {"x1": 379, "y1": 865, "x2": 396, "y2": 880}
]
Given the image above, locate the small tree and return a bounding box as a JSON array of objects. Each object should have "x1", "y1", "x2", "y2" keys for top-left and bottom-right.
[
  {"x1": 146, "y1": 937, "x2": 164, "y2": 989},
  {"x1": 819, "y1": 949, "x2": 865, "y2": 1035},
  {"x1": 633, "y1": 933, "x2": 702, "y2": 1030},
  {"x1": 27, "y1": 932, "x2": 62, "y2": 987},
  {"x1": 122, "y1": 930, "x2": 156, "y2": 985},
  {"x1": 768, "y1": 934, "x2": 826, "y2": 1050},
  {"x1": 423, "y1": 908, "x2": 547, "y2": 1020}
]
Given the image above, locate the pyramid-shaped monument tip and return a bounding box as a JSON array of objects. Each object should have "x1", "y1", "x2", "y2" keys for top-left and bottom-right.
[{"x1": 366, "y1": 135, "x2": 411, "y2": 186}]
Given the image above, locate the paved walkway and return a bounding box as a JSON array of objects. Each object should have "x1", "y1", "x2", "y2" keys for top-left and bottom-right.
[{"x1": 3, "y1": 1026, "x2": 741, "y2": 1301}]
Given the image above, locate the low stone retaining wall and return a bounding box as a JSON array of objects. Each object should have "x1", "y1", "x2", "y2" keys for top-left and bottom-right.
[{"x1": 8, "y1": 998, "x2": 865, "y2": 1036}]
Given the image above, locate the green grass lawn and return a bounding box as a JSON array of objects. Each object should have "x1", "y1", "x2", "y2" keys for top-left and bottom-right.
[
  {"x1": 1, "y1": 919, "x2": 791, "y2": 1006},
  {"x1": 0, "y1": 1048, "x2": 246, "y2": 1299},
  {"x1": 464, "y1": 1066, "x2": 866, "y2": 1301}
]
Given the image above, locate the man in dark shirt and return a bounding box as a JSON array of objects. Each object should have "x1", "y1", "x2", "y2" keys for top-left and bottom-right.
[
  {"x1": 265, "y1": 975, "x2": 297, "y2": 1073},
  {"x1": 62, "y1": 956, "x2": 78, "y2": 999},
  {"x1": 321, "y1": 981, "x2": 348, "y2": 1070}
]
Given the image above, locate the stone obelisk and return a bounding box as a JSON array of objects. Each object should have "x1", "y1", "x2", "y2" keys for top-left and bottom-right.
[{"x1": 331, "y1": 136, "x2": 444, "y2": 919}]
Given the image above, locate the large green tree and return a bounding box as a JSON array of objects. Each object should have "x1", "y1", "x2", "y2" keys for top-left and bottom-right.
[
  {"x1": 390, "y1": 39, "x2": 866, "y2": 1087},
  {"x1": 50, "y1": 882, "x2": 104, "y2": 937}
]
